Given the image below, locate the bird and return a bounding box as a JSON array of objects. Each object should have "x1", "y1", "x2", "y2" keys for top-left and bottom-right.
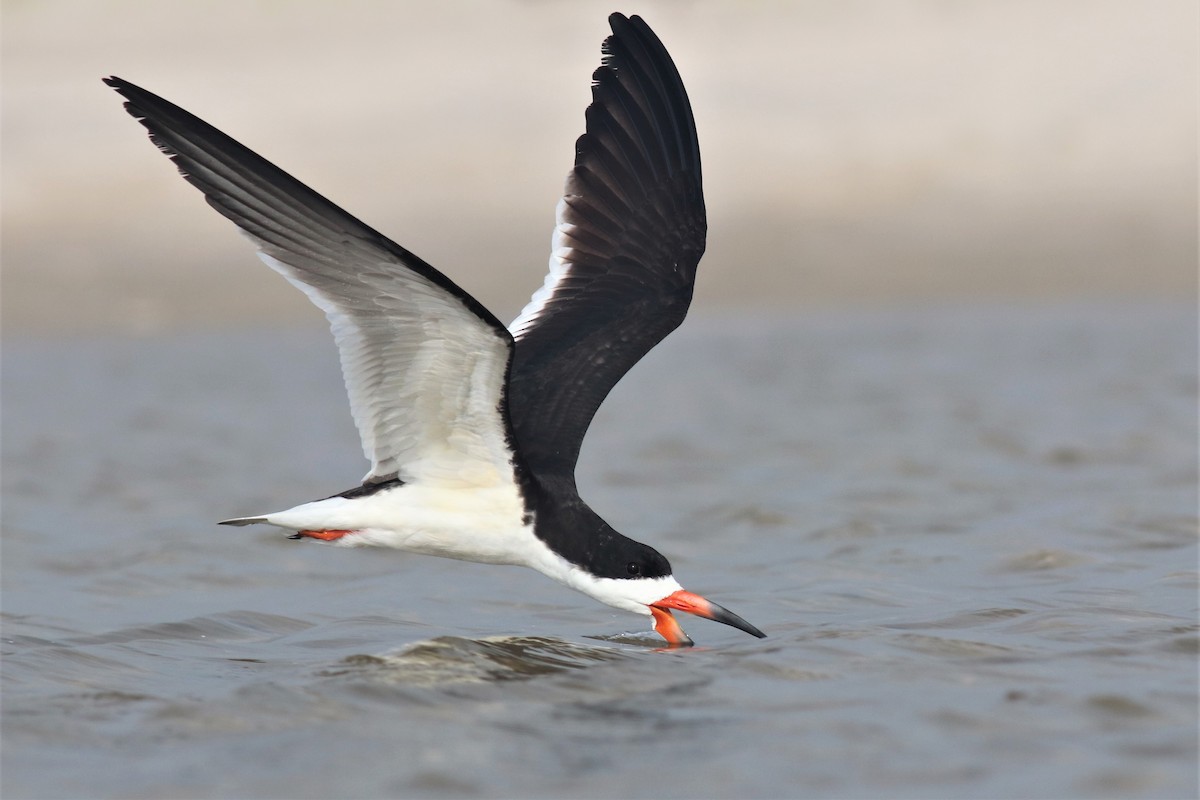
[{"x1": 105, "y1": 13, "x2": 765, "y2": 646}]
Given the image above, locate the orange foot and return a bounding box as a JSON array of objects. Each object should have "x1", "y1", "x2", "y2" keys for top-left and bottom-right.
[{"x1": 290, "y1": 529, "x2": 353, "y2": 541}]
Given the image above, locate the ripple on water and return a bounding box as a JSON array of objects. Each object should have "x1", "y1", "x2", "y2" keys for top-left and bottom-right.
[
  {"x1": 69, "y1": 610, "x2": 315, "y2": 646},
  {"x1": 884, "y1": 607, "x2": 1030, "y2": 630},
  {"x1": 890, "y1": 633, "x2": 1027, "y2": 660},
  {"x1": 1000, "y1": 548, "x2": 1094, "y2": 571},
  {"x1": 320, "y1": 635, "x2": 630, "y2": 688}
]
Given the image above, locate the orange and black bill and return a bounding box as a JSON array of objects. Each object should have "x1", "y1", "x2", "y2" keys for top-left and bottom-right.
[{"x1": 651, "y1": 589, "x2": 766, "y2": 646}]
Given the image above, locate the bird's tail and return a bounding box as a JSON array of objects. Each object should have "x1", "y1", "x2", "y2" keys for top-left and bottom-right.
[{"x1": 218, "y1": 516, "x2": 269, "y2": 526}]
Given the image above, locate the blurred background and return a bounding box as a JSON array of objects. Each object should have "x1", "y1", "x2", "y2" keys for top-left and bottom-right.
[
  {"x1": 2, "y1": 0, "x2": 1196, "y2": 336},
  {"x1": 4, "y1": 7, "x2": 1197, "y2": 797}
]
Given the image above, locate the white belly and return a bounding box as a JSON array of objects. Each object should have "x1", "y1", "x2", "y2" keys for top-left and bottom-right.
[{"x1": 256, "y1": 481, "x2": 542, "y2": 566}]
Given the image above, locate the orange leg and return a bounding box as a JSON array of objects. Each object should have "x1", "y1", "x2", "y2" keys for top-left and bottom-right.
[{"x1": 294, "y1": 529, "x2": 353, "y2": 541}]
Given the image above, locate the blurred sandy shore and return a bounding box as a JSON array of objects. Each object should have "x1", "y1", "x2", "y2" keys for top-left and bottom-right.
[{"x1": 2, "y1": 0, "x2": 1195, "y2": 335}]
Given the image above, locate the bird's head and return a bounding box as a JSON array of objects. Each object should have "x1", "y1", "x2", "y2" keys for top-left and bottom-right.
[{"x1": 561, "y1": 540, "x2": 766, "y2": 646}]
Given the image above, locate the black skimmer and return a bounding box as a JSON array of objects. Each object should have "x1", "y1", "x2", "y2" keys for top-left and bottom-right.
[{"x1": 105, "y1": 13, "x2": 765, "y2": 646}]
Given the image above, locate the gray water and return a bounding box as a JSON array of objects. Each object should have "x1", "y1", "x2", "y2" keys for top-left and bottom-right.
[{"x1": 2, "y1": 304, "x2": 1196, "y2": 799}]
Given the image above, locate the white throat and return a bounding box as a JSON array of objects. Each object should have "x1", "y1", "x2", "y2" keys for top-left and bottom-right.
[{"x1": 525, "y1": 547, "x2": 683, "y2": 616}]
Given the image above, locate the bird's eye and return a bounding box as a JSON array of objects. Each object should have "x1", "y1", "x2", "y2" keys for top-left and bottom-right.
[{"x1": 627, "y1": 562, "x2": 641, "y2": 576}]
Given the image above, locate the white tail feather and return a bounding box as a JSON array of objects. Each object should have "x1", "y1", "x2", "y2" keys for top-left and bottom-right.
[{"x1": 218, "y1": 516, "x2": 268, "y2": 527}]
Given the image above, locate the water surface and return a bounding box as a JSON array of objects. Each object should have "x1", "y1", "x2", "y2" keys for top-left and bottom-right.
[{"x1": 3, "y1": 304, "x2": 1196, "y2": 798}]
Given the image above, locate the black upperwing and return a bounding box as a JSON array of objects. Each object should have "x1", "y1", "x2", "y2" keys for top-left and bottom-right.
[
  {"x1": 103, "y1": 77, "x2": 507, "y2": 334},
  {"x1": 507, "y1": 13, "x2": 706, "y2": 483}
]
